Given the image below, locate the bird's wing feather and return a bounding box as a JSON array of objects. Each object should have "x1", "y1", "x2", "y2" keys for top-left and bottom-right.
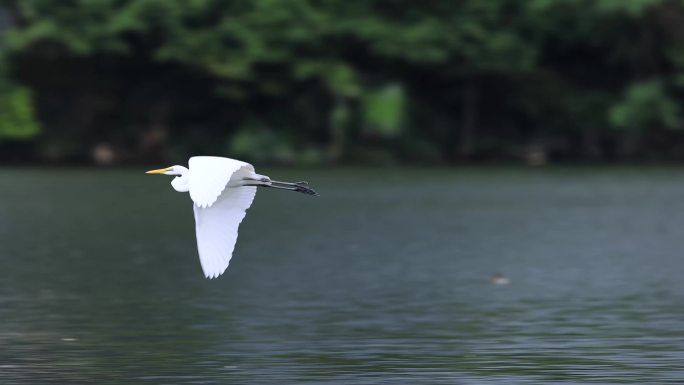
[
  {"x1": 189, "y1": 156, "x2": 254, "y2": 208},
  {"x1": 193, "y1": 186, "x2": 257, "y2": 278}
]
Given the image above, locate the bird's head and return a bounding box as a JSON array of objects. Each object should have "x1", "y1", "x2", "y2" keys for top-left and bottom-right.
[
  {"x1": 146, "y1": 165, "x2": 189, "y2": 192},
  {"x1": 145, "y1": 165, "x2": 186, "y2": 176}
]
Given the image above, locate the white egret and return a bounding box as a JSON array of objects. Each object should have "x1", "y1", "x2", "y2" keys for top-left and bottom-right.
[{"x1": 146, "y1": 156, "x2": 317, "y2": 279}]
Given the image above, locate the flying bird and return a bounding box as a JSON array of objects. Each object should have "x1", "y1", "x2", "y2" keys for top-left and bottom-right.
[{"x1": 146, "y1": 156, "x2": 317, "y2": 279}]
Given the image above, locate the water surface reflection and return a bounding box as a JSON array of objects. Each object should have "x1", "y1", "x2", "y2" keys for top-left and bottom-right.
[{"x1": 1, "y1": 168, "x2": 683, "y2": 384}]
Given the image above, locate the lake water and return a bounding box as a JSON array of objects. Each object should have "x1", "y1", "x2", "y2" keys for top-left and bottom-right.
[{"x1": 1, "y1": 167, "x2": 683, "y2": 384}]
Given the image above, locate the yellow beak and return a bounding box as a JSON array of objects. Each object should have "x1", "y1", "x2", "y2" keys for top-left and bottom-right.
[{"x1": 145, "y1": 167, "x2": 172, "y2": 174}]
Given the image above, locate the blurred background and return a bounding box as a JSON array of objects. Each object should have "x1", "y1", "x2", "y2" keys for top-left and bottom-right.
[
  {"x1": 3, "y1": 2, "x2": 684, "y2": 384},
  {"x1": 2, "y1": 0, "x2": 684, "y2": 165}
]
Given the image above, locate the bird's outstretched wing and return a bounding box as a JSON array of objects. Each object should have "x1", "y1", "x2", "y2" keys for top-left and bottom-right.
[
  {"x1": 189, "y1": 156, "x2": 254, "y2": 208},
  {"x1": 193, "y1": 186, "x2": 257, "y2": 278}
]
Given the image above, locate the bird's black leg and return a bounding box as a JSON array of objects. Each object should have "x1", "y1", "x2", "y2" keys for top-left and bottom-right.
[
  {"x1": 242, "y1": 177, "x2": 318, "y2": 196},
  {"x1": 271, "y1": 180, "x2": 318, "y2": 196}
]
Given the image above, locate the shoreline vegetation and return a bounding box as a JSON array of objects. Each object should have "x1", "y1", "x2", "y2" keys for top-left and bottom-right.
[{"x1": 3, "y1": 1, "x2": 684, "y2": 165}]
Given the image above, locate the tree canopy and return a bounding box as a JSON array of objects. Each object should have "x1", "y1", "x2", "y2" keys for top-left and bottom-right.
[{"x1": 2, "y1": 0, "x2": 684, "y2": 163}]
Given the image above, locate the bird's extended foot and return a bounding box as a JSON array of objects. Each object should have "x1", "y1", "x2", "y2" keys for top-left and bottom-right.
[{"x1": 292, "y1": 181, "x2": 318, "y2": 196}]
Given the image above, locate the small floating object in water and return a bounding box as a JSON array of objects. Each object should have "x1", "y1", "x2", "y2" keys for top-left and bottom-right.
[
  {"x1": 61, "y1": 337, "x2": 77, "y2": 342},
  {"x1": 490, "y1": 273, "x2": 510, "y2": 286}
]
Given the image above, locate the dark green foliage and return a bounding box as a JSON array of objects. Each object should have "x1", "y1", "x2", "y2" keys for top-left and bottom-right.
[
  {"x1": 2, "y1": 0, "x2": 684, "y2": 163},
  {"x1": 0, "y1": 58, "x2": 40, "y2": 141}
]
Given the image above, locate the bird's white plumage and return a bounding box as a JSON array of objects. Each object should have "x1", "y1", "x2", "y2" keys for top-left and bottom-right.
[
  {"x1": 193, "y1": 185, "x2": 256, "y2": 278},
  {"x1": 184, "y1": 156, "x2": 257, "y2": 278},
  {"x1": 189, "y1": 156, "x2": 254, "y2": 208}
]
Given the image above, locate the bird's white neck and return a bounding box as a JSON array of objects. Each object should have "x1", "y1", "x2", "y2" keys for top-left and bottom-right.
[{"x1": 170, "y1": 166, "x2": 190, "y2": 192}]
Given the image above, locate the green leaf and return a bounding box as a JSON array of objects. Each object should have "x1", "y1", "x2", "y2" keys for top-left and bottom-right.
[
  {"x1": 363, "y1": 84, "x2": 405, "y2": 137},
  {"x1": 609, "y1": 80, "x2": 680, "y2": 130}
]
